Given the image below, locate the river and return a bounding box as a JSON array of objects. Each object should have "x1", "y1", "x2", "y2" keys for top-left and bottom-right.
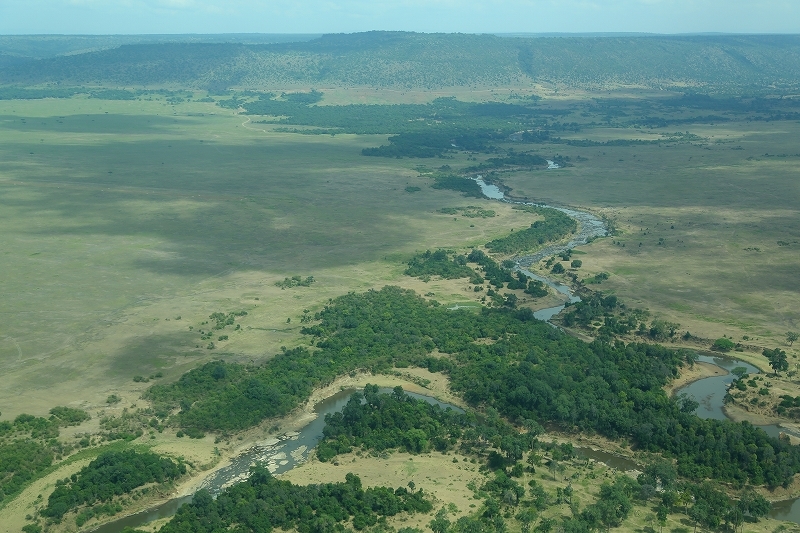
[
  {"x1": 92, "y1": 182, "x2": 800, "y2": 529},
  {"x1": 90, "y1": 180, "x2": 606, "y2": 532},
  {"x1": 474, "y1": 176, "x2": 604, "y2": 323},
  {"x1": 89, "y1": 388, "x2": 463, "y2": 533},
  {"x1": 674, "y1": 355, "x2": 800, "y2": 522},
  {"x1": 476, "y1": 176, "x2": 800, "y2": 523}
]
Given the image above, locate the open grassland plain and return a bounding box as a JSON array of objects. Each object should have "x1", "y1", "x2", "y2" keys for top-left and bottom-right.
[
  {"x1": 495, "y1": 105, "x2": 800, "y2": 354},
  {"x1": 0, "y1": 95, "x2": 542, "y2": 418}
]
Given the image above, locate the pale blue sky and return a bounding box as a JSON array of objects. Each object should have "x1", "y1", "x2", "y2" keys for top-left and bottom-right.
[{"x1": 1, "y1": 0, "x2": 798, "y2": 35}]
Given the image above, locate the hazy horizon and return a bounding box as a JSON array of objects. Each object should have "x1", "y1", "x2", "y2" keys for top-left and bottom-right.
[{"x1": 1, "y1": 1, "x2": 799, "y2": 36}]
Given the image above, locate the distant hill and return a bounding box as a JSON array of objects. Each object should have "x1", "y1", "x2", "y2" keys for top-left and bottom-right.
[
  {"x1": 2, "y1": 32, "x2": 800, "y2": 92},
  {"x1": 0, "y1": 34, "x2": 319, "y2": 59}
]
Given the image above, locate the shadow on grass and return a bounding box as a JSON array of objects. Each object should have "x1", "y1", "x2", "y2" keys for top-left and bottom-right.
[
  {"x1": 0, "y1": 137, "x2": 426, "y2": 276},
  {"x1": 109, "y1": 331, "x2": 202, "y2": 379}
]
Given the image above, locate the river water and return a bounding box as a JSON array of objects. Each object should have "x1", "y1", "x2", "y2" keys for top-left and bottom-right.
[
  {"x1": 92, "y1": 182, "x2": 800, "y2": 529},
  {"x1": 473, "y1": 176, "x2": 604, "y2": 323},
  {"x1": 674, "y1": 355, "x2": 800, "y2": 522},
  {"x1": 89, "y1": 389, "x2": 463, "y2": 533}
]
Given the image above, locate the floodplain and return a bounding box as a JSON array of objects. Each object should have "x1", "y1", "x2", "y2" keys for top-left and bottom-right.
[{"x1": 1, "y1": 77, "x2": 800, "y2": 533}]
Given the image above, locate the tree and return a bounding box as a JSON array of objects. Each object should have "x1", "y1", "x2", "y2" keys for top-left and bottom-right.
[
  {"x1": 731, "y1": 366, "x2": 748, "y2": 379},
  {"x1": 430, "y1": 508, "x2": 451, "y2": 533},
  {"x1": 548, "y1": 459, "x2": 559, "y2": 481},
  {"x1": 534, "y1": 518, "x2": 554, "y2": 533},
  {"x1": 656, "y1": 505, "x2": 668, "y2": 533},
  {"x1": 551, "y1": 263, "x2": 565, "y2": 274},
  {"x1": 516, "y1": 508, "x2": 537, "y2": 533},
  {"x1": 764, "y1": 348, "x2": 788, "y2": 376},
  {"x1": 787, "y1": 331, "x2": 799, "y2": 347},
  {"x1": 712, "y1": 338, "x2": 735, "y2": 352},
  {"x1": 571, "y1": 260, "x2": 582, "y2": 269}
]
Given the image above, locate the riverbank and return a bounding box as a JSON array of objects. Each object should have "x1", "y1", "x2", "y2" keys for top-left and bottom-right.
[
  {"x1": 49, "y1": 370, "x2": 463, "y2": 533},
  {"x1": 665, "y1": 361, "x2": 727, "y2": 397}
]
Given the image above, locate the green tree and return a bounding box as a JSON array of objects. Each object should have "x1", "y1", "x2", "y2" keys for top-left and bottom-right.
[
  {"x1": 656, "y1": 505, "x2": 668, "y2": 533},
  {"x1": 731, "y1": 366, "x2": 748, "y2": 379},
  {"x1": 516, "y1": 508, "x2": 537, "y2": 533},
  {"x1": 787, "y1": 331, "x2": 799, "y2": 346},
  {"x1": 712, "y1": 338, "x2": 735, "y2": 352},
  {"x1": 430, "y1": 508, "x2": 451, "y2": 533},
  {"x1": 570, "y1": 260, "x2": 582, "y2": 269},
  {"x1": 764, "y1": 347, "x2": 788, "y2": 376}
]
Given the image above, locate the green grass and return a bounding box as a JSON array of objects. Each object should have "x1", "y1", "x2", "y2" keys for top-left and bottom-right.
[
  {"x1": 0, "y1": 96, "x2": 533, "y2": 417},
  {"x1": 498, "y1": 104, "x2": 800, "y2": 346}
]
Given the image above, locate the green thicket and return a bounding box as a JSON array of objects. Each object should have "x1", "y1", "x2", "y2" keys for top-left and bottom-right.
[
  {"x1": 439, "y1": 207, "x2": 496, "y2": 218},
  {"x1": 334, "y1": 387, "x2": 548, "y2": 468},
  {"x1": 0, "y1": 440, "x2": 53, "y2": 505},
  {"x1": 319, "y1": 388, "x2": 771, "y2": 533},
  {"x1": 363, "y1": 131, "x2": 503, "y2": 158},
  {"x1": 149, "y1": 286, "x2": 800, "y2": 487},
  {"x1": 246, "y1": 96, "x2": 540, "y2": 135},
  {"x1": 430, "y1": 175, "x2": 483, "y2": 197},
  {"x1": 485, "y1": 207, "x2": 577, "y2": 254},
  {"x1": 47, "y1": 407, "x2": 91, "y2": 426},
  {"x1": 158, "y1": 467, "x2": 432, "y2": 533},
  {"x1": 246, "y1": 95, "x2": 549, "y2": 158},
  {"x1": 404, "y1": 250, "x2": 476, "y2": 281},
  {"x1": 275, "y1": 275, "x2": 316, "y2": 289},
  {"x1": 317, "y1": 385, "x2": 536, "y2": 463},
  {"x1": 465, "y1": 250, "x2": 519, "y2": 289},
  {"x1": 0, "y1": 87, "x2": 84, "y2": 100},
  {"x1": 468, "y1": 152, "x2": 548, "y2": 170},
  {"x1": 524, "y1": 279, "x2": 548, "y2": 297},
  {"x1": 0, "y1": 407, "x2": 91, "y2": 505},
  {"x1": 41, "y1": 450, "x2": 185, "y2": 522},
  {"x1": 403, "y1": 249, "x2": 532, "y2": 291}
]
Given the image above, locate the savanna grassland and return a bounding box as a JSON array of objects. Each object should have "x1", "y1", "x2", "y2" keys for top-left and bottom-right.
[
  {"x1": 0, "y1": 95, "x2": 541, "y2": 417},
  {"x1": 2, "y1": 31, "x2": 800, "y2": 533},
  {"x1": 499, "y1": 100, "x2": 800, "y2": 350}
]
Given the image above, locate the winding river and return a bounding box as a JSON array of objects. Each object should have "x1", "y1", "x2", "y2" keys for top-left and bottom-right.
[
  {"x1": 90, "y1": 389, "x2": 462, "y2": 533},
  {"x1": 91, "y1": 181, "x2": 800, "y2": 529},
  {"x1": 473, "y1": 177, "x2": 604, "y2": 322},
  {"x1": 89, "y1": 177, "x2": 608, "y2": 533},
  {"x1": 477, "y1": 178, "x2": 800, "y2": 523},
  {"x1": 673, "y1": 355, "x2": 800, "y2": 523}
]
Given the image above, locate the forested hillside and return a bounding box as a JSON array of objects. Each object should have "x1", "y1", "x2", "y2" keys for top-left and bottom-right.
[{"x1": 3, "y1": 32, "x2": 800, "y2": 91}]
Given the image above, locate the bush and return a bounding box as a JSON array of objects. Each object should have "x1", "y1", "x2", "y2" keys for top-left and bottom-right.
[{"x1": 712, "y1": 338, "x2": 735, "y2": 352}]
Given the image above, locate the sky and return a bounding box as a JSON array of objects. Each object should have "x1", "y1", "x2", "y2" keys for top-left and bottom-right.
[{"x1": 1, "y1": 0, "x2": 799, "y2": 35}]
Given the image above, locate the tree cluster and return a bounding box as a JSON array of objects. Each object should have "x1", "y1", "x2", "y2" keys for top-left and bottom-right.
[
  {"x1": 404, "y1": 250, "x2": 476, "y2": 281},
  {"x1": 148, "y1": 286, "x2": 800, "y2": 487},
  {"x1": 275, "y1": 275, "x2": 316, "y2": 289},
  {"x1": 317, "y1": 385, "x2": 537, "y2": 463},
  {"x1": 158, "y1": 467, "x2": 431, "y2": 533},
  {"x1": 485, "y1": 207, "x2": 576, "y2": 254},
  {"x1": 41, "y1": 450, "x2": 186, "y2": 522},
  {"x1": 430, "y1": 175, "x2": 483, "y2": 198}
]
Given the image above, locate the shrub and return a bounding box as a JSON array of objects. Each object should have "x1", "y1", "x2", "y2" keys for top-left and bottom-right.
[{"x1": 712, "y1": 338, "x2": 735, "y2": 352}]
